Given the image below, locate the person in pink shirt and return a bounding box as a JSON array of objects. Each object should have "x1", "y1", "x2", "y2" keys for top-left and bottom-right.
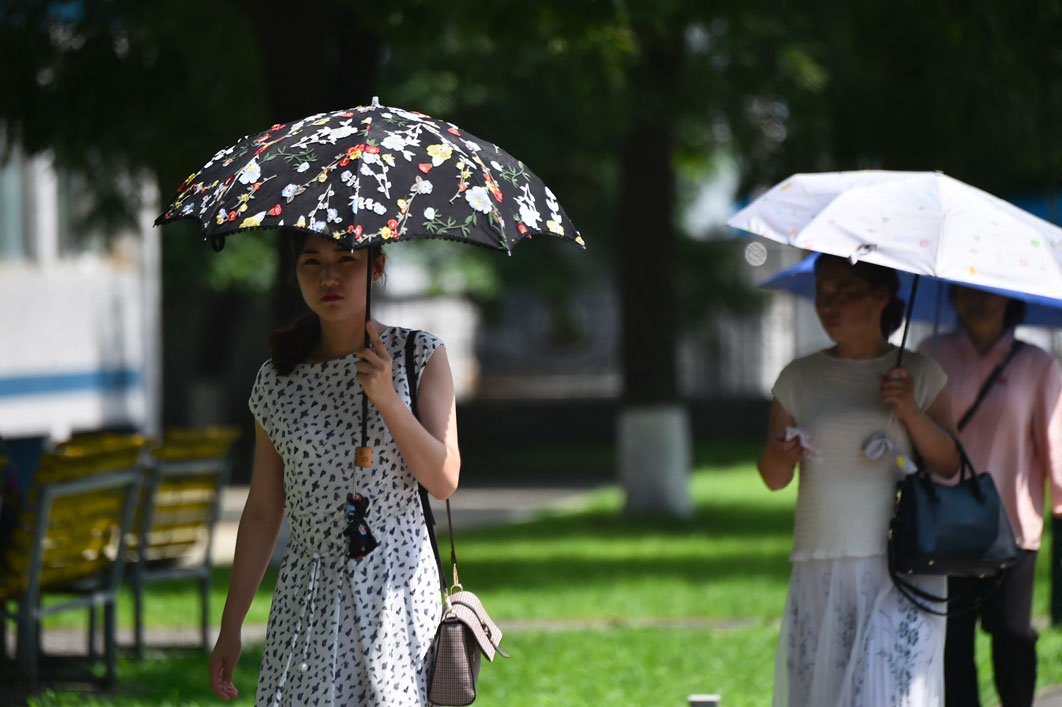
[{"x1": 919, "y1": 286, "x2": 1062, "y2": 707}]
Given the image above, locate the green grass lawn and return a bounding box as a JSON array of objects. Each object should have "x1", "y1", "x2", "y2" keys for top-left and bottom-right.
[{"x1": 21, "y1": 444, "x2": 1062, "y2": 706}]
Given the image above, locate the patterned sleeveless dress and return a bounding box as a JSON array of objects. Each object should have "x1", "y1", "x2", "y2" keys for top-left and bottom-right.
[{"x1": 248, "y1": 326, "x2": 443, "y2": 707}]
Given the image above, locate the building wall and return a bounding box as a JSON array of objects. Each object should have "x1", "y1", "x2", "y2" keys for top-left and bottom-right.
[{"x1": 0, "y1": 147, "x2": 161, "y2": 444}]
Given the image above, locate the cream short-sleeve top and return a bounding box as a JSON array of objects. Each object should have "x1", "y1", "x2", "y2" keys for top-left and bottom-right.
[{"x1": 772, "y1": 347, "x2": 947, "y2": 561}]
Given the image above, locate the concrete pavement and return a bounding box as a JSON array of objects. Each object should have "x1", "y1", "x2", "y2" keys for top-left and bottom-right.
[{"x1": 1039, "y1": 686, "x2": 1062, "y2": 707}]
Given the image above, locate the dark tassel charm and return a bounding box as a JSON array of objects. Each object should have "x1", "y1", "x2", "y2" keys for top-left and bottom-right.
[{"x1": 342, "y1": 492, "x2": 377, "y2": 560}]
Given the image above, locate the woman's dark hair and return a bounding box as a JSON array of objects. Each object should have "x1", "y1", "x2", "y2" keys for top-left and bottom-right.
[
  {"x1": 814, "y1": 254, "x2": 905, "y2": 337},
  {"x1": 947, "y1": 285, "x2": 1026, "y2": 331},
  {"x1": 268, "y1": 313, "x2": 321, "y2": 375},
  {"x1": 268, "y1": 230, "x2": 384, "y2": 375}
]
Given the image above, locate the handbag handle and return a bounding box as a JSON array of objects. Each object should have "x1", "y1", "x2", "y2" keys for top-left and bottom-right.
[
  {"x1": 887, "y1": 539, "x2": 1001, "y2": 616},
  {"x1": 406, "y1": 331, "x2": 459, "y2": 594},
  {"x1": 914, "y1": 431, "x2": 979, "y2": 501}
]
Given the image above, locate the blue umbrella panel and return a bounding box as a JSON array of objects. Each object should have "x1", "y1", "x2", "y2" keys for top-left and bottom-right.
[{"x1": 762, "y1": 253, "x2": 1062, "y2": 329}]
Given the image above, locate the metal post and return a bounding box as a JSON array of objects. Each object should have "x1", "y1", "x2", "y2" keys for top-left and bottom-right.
[
  {"x1": 1052, "y1": 516, "x2": 1062, "y2": 626},
  {"x1": 689, "y1": 694, "x2": 720, "y2": 707}
]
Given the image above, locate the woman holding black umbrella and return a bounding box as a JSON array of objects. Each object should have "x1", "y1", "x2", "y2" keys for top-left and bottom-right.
[
  {"x1": 758, "y1": 255, "x2": 960, "y2": 706},
  {"x1": 153, "y1": 98, "x2": 585, "y2": 706},
  {"x1": 208, "y1": 232, "x2": 460, "y2": 706}
]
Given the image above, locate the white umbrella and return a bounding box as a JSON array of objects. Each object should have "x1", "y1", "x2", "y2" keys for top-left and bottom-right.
[{"x1": 727, "y1": 170, "x2": 1062, "y2": 301}]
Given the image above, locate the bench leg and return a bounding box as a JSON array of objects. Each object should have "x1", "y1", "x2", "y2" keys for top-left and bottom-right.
[
  {"x1": 133, "y1": 573, "x2": 144, "y2": 658},
  {"x1": 200, "y1": 573, "x2": 210, "y2": 652},
  {"x1": 16, "y1": 602, "x2": 38, "y2": 692},
  {"x1": 0, "y1": 600, "x2": 8, "y2": 663},
  {"x1": 88, "y1": 604, "x2": 98, "y2": 659},
  {"x1": 103, "y1": 601, "x2": 116, "y2": 686}
]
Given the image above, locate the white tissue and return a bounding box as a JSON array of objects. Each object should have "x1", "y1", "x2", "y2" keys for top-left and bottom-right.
[{"x1": 785, "y1": 426, "x2": 822, "y2": 459}]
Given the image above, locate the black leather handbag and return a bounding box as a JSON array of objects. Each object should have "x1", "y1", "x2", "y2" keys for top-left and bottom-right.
[
  {"x1": 889, "y1": 444, "x2": 1018, "y2": 577},
  {"x1": 887, "y1": 341, "x2": 1024, "y2": 614}
]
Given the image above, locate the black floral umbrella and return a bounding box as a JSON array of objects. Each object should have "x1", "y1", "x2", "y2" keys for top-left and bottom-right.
[
  {"x1": 156, "y1": 97, "x2": 583, "y2": 253},
  {"x1": 156, "y1": 97, "x2": 584, "y2": 559}
]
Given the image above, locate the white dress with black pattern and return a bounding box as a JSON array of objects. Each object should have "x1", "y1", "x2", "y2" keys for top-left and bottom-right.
[{"x1": 248, "y1": 326, "x2": 442, "y2": 707}]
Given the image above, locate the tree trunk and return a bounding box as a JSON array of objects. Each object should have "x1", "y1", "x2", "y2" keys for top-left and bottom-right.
[
  {"x1": 238, "y1": 0, "x2": 383, "y2": 328},
  {"x1": 616, "y1": 42, "x2": 692, "y2": 516}
]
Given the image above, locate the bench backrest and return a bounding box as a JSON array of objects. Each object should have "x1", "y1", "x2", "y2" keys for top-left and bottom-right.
[
  {"x1": 129, "y1": 427, "x2": 239, "y2": 563},
  {"x1": 130, "y1": 458, "x2": 228, "y2": 562},
  {"x1": 0, "y1": 453, "x2": 142, "y2": 601}
]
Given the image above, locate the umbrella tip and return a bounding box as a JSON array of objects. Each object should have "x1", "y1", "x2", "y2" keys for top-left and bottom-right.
[{"x1": 371, "y1": 96, "x2": 381, "y2": 108}]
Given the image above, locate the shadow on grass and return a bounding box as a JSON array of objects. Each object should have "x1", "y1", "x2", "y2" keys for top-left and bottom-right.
[
  {"x1": 459, "y1": 553, "x2": 791, "y2": 596},
  {"x1": 459, "y1": 439, "x2": 764, "y2": 486},
  {"x1": 14, "y1": 646, "x2": 267, "y2": 706},
  {"x1": 455, "y1": 499, "x2": 796, "y2": 595},
  {"x1": 461, "y1": 499, "x2": 794, "y2": 542},
  {"x1": 459, "y1": 443, "x2": 616, "y2": 485}
]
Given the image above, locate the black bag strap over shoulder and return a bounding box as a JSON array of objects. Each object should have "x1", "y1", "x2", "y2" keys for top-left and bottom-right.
[
  {"x1": 406, "y1": 330, "x2": 456, "y2": 593},
  {"x1": 956, "y1": 339, "x2": 1024, "y2": 431}
]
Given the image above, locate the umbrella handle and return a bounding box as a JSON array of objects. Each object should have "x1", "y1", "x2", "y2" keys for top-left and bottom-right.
[
  {"x1": 364, "y1": 252, "x2": 373, "y2": 348},
  {"x1": 896, "y1": 274, "x2": 920, "y2": 367},
  {"x1": 358, "y1": 253, "x2": 374, "y2": 465}
]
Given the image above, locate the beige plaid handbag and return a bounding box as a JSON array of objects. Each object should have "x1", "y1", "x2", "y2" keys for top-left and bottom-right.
[{"x1": 426, "y1": 510, "x2": 509, "y2": 706}]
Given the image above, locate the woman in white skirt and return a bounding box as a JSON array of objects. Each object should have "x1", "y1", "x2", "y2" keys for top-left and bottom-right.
[{"x1": 758, "y1": 255, "x2": 961, "y2": 707}]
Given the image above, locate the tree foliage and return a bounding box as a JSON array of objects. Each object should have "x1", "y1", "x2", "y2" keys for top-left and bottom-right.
[{"x1": 4, "y1": 0, "x2": 1062, "y2": 390}]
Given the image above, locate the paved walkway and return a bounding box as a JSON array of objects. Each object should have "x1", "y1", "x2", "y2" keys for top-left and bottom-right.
[
  {"x1": 12, "y1": 484, "x2": 1062, "y2": 706},
  {"x1": 1040, "y1": 686, "x2": 1062, "y2": 707}
]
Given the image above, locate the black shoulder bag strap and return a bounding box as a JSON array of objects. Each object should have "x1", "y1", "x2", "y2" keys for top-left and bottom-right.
[
  {"x1": 405, "y1": 331, "x2": 457, "y2": 593},
  {"x1": 956, "y1": 339, "x2": 1025, "y2": 431}
]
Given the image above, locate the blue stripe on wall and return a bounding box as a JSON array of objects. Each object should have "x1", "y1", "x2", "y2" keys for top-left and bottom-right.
[{"x1": 0, "y1": 369, "x2": 142, "y2": 398}]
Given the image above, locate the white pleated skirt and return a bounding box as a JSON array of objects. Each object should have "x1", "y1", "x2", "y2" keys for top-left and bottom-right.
[{"x1": 773, "y1": 555, "x2": 946, "y2": 707}]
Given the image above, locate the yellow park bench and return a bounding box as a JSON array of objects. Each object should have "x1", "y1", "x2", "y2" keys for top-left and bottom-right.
[
  {"x1": 0, "y1": 441, "x2": 144, "y2": 689},
  {"x1": 128, "y1": 426, "x2": 238, "y2": 655}
]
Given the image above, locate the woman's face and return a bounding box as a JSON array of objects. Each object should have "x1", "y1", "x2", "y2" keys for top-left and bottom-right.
[
  {"x1": 814, "y1": 259, "x2": 890, "y2": 346},
  {"x1": 295, "y1": 237, "x2": 384, "y2": 323},
  {"x1": 953, "y1": 286, "x2": 1009, "y2": 332}
]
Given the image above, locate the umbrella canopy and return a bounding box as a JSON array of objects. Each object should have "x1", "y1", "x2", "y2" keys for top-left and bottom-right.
[
  {"x1": 727, "y1": 170, "x2": 1062, "y2": 301},
  {"x1": 762, "y1": 253, "x2": 1062, "y2": 329},
  {"x1": 156, "y1": 97, "x2": 584, "y2": 253}
]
